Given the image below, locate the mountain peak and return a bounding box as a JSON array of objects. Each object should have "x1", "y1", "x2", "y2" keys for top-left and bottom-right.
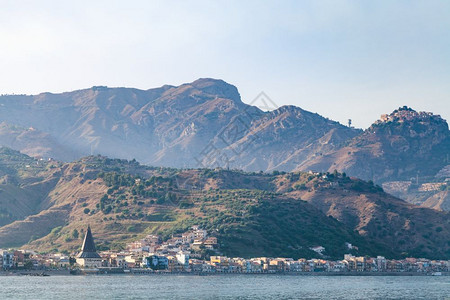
[
  {"x1": 187, "y1": 78, "x2": 242, "y2": 103},
  {"x1": 191, "y1": 77, "x2": 229, "y2": 86},
  {"x1": 275, "y1": 105, "x2": 305, "y2": 113}
]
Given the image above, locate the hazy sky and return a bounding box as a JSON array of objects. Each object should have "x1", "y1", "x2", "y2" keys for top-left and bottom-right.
[{"x1": 1, "y1": 0, "x2": 449, "y2": 128}]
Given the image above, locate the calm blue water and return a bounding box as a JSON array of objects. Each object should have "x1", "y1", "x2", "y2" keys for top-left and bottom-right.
[{"x1": 0, "y1": 275, "x2": 449, "y2": 299}]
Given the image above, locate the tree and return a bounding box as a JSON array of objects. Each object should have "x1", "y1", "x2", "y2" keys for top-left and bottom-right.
[
  {"x1": 72, "y1": 229, "x2": 79, "y2": 239},
  {"x1": 69, "y1": 257, "x2": 76, "y2": 266},
  {"x1": 24, "y1": 261, "x2": 34, "y2": 270},
  {"x1": 333, "y1": 169, "x2": 339, "y2": 177}
]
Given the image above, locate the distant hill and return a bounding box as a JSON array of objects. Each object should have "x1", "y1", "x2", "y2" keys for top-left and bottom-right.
[
  {"x1": 0, "y1": 149, "x2": 448, "y2": 259},
  {"x1": 0, "y1": 122, "x2": 80, "y2": 161}
]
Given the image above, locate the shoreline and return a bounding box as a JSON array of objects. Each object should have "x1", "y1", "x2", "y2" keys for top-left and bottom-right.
[{"x1": 1, "y1": 269, "x2": 448, "y2": 277}]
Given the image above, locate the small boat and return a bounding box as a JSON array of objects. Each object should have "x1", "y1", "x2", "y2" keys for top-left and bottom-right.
[{"x1": 431, "y1": 272, "x2": 442, "y2": 276}]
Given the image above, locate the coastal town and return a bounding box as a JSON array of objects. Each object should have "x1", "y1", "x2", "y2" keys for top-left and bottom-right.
[{"x1": 1, "y1": 226, "x2": 448, "y2": 276}]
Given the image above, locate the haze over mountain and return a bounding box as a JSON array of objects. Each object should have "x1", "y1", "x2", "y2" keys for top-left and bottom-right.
[{"x1": 0, "y1": 78, "x2": 360, "y2": 171}]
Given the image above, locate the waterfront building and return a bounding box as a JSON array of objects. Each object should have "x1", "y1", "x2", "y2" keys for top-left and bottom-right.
[
  {"x1": 376, "y1": 256, "x2": 387, "y2": 271},
  {"x1": 0, "y1": 250, "x2": 13, "y2": 269},
  {"x1": 144, "y1": 255, "x2": 169, "y2": 270},
  {"x1": 76, "y1": 226, "x2": 102, "y2": 268},
  {"x1": 176, "y1": 250, "x2": 190, "y2": 269}
]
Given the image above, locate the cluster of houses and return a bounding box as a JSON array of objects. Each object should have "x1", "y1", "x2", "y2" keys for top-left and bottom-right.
[
  {"x1": 98, "y1": 225, "x2": 218, "y2": 270},
  {"x1": 0, "y1": 249, "x2": 71, "y2": 270},
  {"x1": 383, "y1": 180, "x2": 448, "y2": 195},
  {"x1": 126, "y1": 225, "x2": 217, "y2": 255},
  {"x1": 378, "y1": 108, "x2": 440, "y2": 124},
  {"x1": 1, "y1": 226, "x2": 449, "y2": 274}
]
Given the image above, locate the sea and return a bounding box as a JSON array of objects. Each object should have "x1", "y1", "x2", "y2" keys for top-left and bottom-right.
[{"x1": 1, "y1": 275, "x2": 449, "y2": 299}]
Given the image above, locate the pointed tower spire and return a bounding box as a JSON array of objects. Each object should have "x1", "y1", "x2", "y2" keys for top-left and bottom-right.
[
  {"x1": 77, "y1": 226, "x2": 101, "y2": 258},
  {"x1": 81, "y1": 226, "x2": 96, "y2": 252}
]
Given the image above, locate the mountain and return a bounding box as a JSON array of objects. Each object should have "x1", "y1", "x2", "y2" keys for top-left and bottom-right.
[
  {"x1": 298, "y1": 107, "x2": 450, "y2": 209},
  {"x1": 0, "y1": 79, "x2": 359, "y2": 171},
  {"x1": 299, "y1": 107, "x2": 449, "y2": 182},
  {"x1": 0, "y1": 149, "x2": 448, "y2": 259},
  {"x1": 1, "y1": 81, "x2": 448, "y2": 210},
  {"x1": 206, "y1": 105, "x2": 359, "y2": 172}
]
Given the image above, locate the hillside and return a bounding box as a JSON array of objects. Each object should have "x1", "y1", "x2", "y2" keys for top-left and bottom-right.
[
  {"x1": 0, "y1": 79, "x2": 359, "y2": 171},
  {"x1": 0, "y1": 148, "x2": 62, "y2": 226},
  {"x1": 0, "y1": 149, "x2": 448, "y2": 259},
  {"x1": 277, "y1": 172, "x2": 449, "y2": 258},
  {"x1": 206, "y1": 105, "x2": 358, "y2": 172},
  {"x1": 299, "y1": 107, "x2": 449, "y2": 183},
  {"x1": 298, "y1": 107, "x2": 450, "y2": 209}
]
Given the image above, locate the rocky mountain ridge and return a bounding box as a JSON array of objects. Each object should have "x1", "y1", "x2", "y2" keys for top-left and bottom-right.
[{"x1": 0, "y1": 78, "x2": 360, "y2": 171}]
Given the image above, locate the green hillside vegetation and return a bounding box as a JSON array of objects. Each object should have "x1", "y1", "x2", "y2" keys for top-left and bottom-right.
[{"x1": 0, "y1": 148, "x2": 448, "y2": 259}]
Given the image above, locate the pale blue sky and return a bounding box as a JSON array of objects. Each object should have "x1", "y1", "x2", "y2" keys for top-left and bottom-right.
[{"x1": 1, "y1": 0, "x2": 449, "y2": 128}]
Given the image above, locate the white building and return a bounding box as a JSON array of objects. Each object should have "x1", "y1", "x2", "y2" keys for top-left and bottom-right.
[{"x1": 176, "y1": 251, "x2": 190, "y2": 267}]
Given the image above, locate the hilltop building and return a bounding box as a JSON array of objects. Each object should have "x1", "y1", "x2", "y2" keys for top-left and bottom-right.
[{"x1": 76, "y1": 226, "x2": 102, "y2": 268}]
